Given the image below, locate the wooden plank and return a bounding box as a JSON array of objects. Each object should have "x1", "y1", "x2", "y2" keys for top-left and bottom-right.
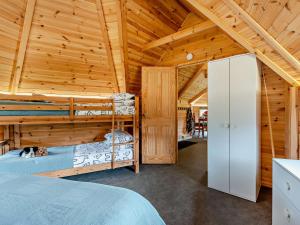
[
  {"x1": 10, "y1": 0, "x2": 36, "y2": 93},
  {"x1": 289, "y1": 86, "x2": 298, "y2": 159},
  {"x1": 224, "y1": 0, "x2": 300, "y2": 72},
  {"x1": 69, "y1": 97, "x2": 74, "y2": 120},
  {"x1": 0, "y1": 105, "x2": 69, "y2": 111},
  {"x1": 134, "y1": 96, "x2": 139, "y2": 173},
  {"x1": 3, "y1": 125, "x2": 9, "y2": 153},
  {"x1": 189, "y1": 88, "x2": 207, "y2": 104},
  {"x1": 95, "y1": 0, "x2": 119, "y2": 93},
  {"x1": 13, "y1": 124, "x2": 20, "y2": 149},
  {"x1": 118, "y1": 0, "x2": 129, "y2": 92},
  {"x1": 0, "y1": 94, "x2": 70, "y2": 103},
  {"x1": 144, "y1": 20, "x2": 216, "y2": 50},
  {"x1": 184, "y1": 0, "x2": 300, "y2": 87},
  {"x1": 0, "y1": 115, "x2": 134, "y2": 125},
  {"x1": 36, "y1": 161, "x2": 134, "y2": 178},
  {"x1": 178, "y1": 64, "x2": 206, "y2": 98}
]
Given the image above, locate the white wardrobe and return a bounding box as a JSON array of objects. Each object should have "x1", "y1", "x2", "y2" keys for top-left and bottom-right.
[{"x1": 208, "y1": 53, "x2": 261, "y2": 202}]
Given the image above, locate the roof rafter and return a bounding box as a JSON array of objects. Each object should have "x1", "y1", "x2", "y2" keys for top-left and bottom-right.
[
  {"x1": 224, "y1": 0, "x2": 300, "y2": 72},
  {"x1": 143, "y1": 20, "x2": 216, "y2": 51},
  {"x1": 10, "y1": 0, "x2": 36, "y2": 94},
  {"x1": 189, "y1": 88, "x2": 207, "y2": 104},
  {"x1": 183, "y1": 0, "x2": 300, "y2": 87},
  {"x1": 178, "y1": 63, "x2": 206, "y2": 98},
  {"x1": 96, "y1": 0, "x2": 119, "y2": 93},
  {"x1": 118, "y1": 0, "x2": 129, "y2": 92}
]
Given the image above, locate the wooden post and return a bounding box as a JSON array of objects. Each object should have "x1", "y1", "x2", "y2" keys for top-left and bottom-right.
[
  {"x1": 111, "y1": 99, "x2": 115, "y2": 169},
  {"x1": 3, "y1": 125, "x2": 9, "y2": 153},
  {"x1": 134, "y1": 96, "x2": 139, "y2": 173},
  {"x1": 69, "y1": 98, "x2": 74, "y2": 120},
  {"x1": 288, "y1": 87, "x2": 298, "y2": 159},
  {"x1": 14, "y1": 125, "x2": 21, "y2": 149}
]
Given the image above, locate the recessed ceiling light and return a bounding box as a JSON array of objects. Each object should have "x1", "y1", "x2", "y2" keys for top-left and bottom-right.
[{"x1": 186, "y1": 52, "x2": 193, "y2": 61}]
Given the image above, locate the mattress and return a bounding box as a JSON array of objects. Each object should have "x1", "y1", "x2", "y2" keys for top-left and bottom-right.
[
  {"x1": 74, "y1": 142, "x2": 133, "y2": 168},
  {"x1": 0, "y1": 173, "x2": 166, "y2": 225},
  {"x1": 0, "y1": 146, "x2": 74, "y2": 175},
  {"x1": 0, "y1": 100, "x2": 69, "y2": 116},
  {"x1": 0, "y1": 100, "x2": 135, "y2": 116}
]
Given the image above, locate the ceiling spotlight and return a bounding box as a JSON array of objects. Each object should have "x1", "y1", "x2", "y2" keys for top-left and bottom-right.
[{"x1": 186, "y1": 52, "x2": 193, "y2": 61}]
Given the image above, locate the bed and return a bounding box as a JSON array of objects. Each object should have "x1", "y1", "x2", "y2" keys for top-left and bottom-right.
[
  {"x1": 0, "y1": 93, "x2": 140, "y2": 176},
  {"x1": 0, "y1": 132, "x2": 135, "y2": 175},
  {"x1": 0, "y1": 172, "x2": 165, "y2": 225}
]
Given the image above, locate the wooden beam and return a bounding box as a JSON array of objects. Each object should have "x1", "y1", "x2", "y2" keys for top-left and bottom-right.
[
  {"x1": 224, "y1": 0, "x2": 300, "y2": 72},
  {"x1": 118, "y1": 0, "x2": 129, "y2": 92},
  {"x1": 189, "y1": 88, "x2": 207, "y2": 104},
  {"x1": 184, "y1": 0, "x2": 300, "y2": 87},
  {"x1": 96, "y1": 0, "x2": 119, "y2": 93},
  {"x1": 178, "y1": 64, "x2": 206, "y2": 98},
  {"x1": 143, "y1": 20, "x2": 216, "y2": 50},
  {"x1": 288, "y1": 87, "x2": 298, "y2": 159},
  {"x1": 10, "y1": 0, "x2": 36, "y2": 94}
]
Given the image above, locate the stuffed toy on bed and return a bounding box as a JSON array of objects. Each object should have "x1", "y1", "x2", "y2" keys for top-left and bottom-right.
[{"x1": 19, "y1": 146, "x2": 48, "y2": 158}]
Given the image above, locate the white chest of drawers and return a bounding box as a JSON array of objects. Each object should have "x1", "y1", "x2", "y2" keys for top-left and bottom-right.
[{"x1": 273, "y1": 159, "x2": 300, "y2": 225}]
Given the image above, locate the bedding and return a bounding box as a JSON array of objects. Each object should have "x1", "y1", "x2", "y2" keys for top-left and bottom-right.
[
  {"x1": 74, "y1": 142, "x2": 133, "y2": 168},
  {"x1": 0, "y1": 100, "x2": 69, "y2": 116},
  {"x1": 0, "y1": 173, "x2": 166, "y2": 225},
  {"x1": 0, "y1": 146, "x2": 74, "y2": 175},
  {"x1": 0, "y1": 94, "x2": 136, "y2": 116},
  {"x1": 105, "y1": 130, "x2": 134, "y2": 144}
]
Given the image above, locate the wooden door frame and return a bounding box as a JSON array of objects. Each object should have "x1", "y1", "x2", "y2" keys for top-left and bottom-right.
[{"x1": 176, "y1": 62, "x2": 206, "y2": 162}]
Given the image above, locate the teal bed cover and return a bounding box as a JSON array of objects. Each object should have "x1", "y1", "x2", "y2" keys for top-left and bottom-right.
[
  {"x1": 0, "y1": 146, "x2": 74, "y2": 174},
  {"x1": 0, "y1": 100, "x2": 69, "y2": 116},
  {"x1": 0, "y1": 173, "x2": 165, "y2": 225}
]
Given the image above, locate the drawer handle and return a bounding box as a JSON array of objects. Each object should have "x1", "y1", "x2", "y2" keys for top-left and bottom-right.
[
  {"x1": 284, "y1": 209, "x2": 291, "y2": 222},
  {"x1": 286, "y1": 182, "x2": 291, "y2": 191}
]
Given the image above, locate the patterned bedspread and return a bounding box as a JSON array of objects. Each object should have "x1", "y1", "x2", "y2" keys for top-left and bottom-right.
[{"x1": 73, "y1": 142, "x2": 133, "y2": 168}]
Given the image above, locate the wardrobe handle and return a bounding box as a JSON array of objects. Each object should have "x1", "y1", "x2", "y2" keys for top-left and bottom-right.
[
  {"x1": 284, "y1": 208, "x2": 291, "y2": 222},
  {"x1": 224, "y1": 123, "x2": 230, "y2": 128},
  {"x1": 286, "y1": 182, "x2": 291, "y2": 191}
]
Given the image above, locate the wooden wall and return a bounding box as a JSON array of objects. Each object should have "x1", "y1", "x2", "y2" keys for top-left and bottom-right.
[
  {"x1": 261, "y1": 65, "x2": 291, "y2": 187},
  {"x1": 2, "y1": 122, "x2": 111, "y2": 149}
]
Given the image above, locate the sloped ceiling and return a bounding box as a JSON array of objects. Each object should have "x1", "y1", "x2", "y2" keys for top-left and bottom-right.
[
  {"x1": 0, "y1": 0, "x2": 299, "y2": 100},
  {"x1": 0, "y1": 0, "x2": 120, "y2": 96}
]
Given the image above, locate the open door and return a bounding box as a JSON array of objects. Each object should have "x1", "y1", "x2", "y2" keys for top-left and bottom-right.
[{"x1": 142, "y1": 67, "x2": 177, "y2": 164}]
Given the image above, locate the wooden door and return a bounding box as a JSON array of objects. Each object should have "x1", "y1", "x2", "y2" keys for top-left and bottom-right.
[{"x1": 142, "y1": 67, "x2": 177, "y2": 164}]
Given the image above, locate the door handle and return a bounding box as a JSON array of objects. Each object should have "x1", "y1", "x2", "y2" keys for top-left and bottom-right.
[{"x1": 224, "y1": 123, "x2": 230, "y2": 128}]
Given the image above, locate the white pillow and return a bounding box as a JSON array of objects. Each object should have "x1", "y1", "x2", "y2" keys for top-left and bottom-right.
[
  {"x1": 113, "y1": 93, "x2": 135, "y2": 101},
  {"x1": 104, "y1": 130, "x2": 133, "y2": 144}
]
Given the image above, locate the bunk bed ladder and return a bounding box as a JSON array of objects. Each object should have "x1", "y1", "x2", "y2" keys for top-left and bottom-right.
[{"x1": 111, "y1": 99, "x2": 116, "y2": 169}]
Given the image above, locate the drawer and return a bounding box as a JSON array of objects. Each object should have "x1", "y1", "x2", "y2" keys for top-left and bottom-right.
[
  {"x1": 273, "y1": 187, "x2": 300, "y2": 225},
  {"x1": 273, "y1": 162, "x2": 300, "y2": 211}
]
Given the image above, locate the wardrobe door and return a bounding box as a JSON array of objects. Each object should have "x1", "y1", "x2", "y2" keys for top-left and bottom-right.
[
  {"x1": 208, "y1": 59, "x2": 230, "y2": 193},
  {"x1": 229, "y1": 55, "x2": 259, "y2": 201}
]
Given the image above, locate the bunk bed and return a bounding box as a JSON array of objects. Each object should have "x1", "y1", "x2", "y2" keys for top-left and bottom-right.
[{"x1": 0, "y1": 93, "x2": 139, "y2": 177}]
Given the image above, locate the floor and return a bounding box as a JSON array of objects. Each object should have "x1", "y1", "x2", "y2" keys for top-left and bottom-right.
[{"x1": 66, "y1": 139, "x2": 272, "y2": 225}]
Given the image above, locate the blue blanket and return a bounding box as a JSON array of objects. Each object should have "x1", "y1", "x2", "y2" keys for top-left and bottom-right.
[
  {"x1": 0, "y1": 173, "x2": 165, "y2": 225},
  {"x1": 0, "y1": 146, "x2": 74, "y2": 174},
  {"x1": 0, "y1": 100, "x2": 69, "y2": 116}
]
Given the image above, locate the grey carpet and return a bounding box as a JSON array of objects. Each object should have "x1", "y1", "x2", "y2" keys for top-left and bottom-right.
[{"x1": 65, "y1": 139, "x2": 272, "y2": 225}]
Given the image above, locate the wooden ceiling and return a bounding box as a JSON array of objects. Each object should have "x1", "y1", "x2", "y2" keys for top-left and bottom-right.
[{"x1": 0, "y1": 0, "x2": 299, "y2": 100}]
